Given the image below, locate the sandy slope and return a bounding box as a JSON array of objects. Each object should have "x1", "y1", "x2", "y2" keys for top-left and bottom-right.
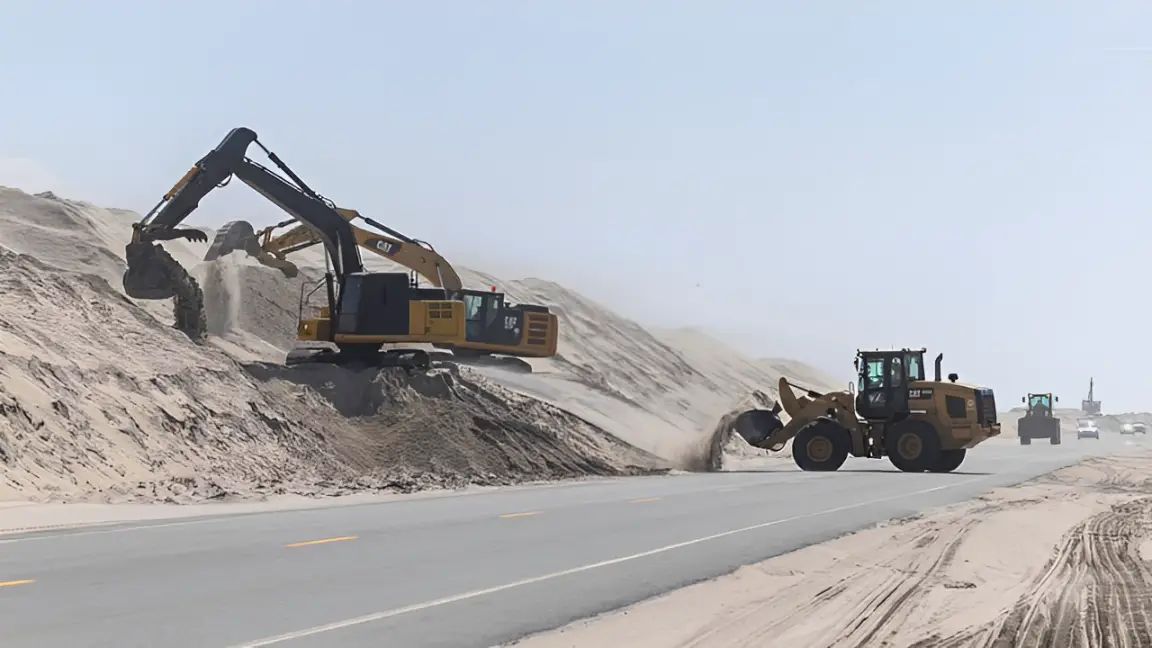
[
  {"x1": 511, "y1": 451, "x2": 1152, "y2": 648},
  {"x1": 0, "y1": 187, "x2": 834, "y2": 505},
  {"x1": 0, "y1": 188, "x2": 659, "y2": 503}
]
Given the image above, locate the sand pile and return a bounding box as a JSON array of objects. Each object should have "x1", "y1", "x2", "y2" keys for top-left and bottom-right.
[
  {"x1": 0, "y1": 188, "x2": 665, "y2": 502},
  {"x1": 244, "y1": 361, "x2": 660, "y2": 487}
]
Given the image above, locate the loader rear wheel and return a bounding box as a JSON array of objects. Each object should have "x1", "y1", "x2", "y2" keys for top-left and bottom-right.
[
  {"x1": 928, "y1": 449, "x2": 966, "y2": 473},
  {"x1": 792, "y1": 420, "x2": 850, "y2": 472},
  {"x1": 885, "y1": 421, "x2": 942, "y2": 473}
]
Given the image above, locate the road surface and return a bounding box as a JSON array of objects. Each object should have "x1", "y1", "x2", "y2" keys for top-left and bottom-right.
[{"x1": 0, "y1": 435, "x2": 1141, "y2": 648}]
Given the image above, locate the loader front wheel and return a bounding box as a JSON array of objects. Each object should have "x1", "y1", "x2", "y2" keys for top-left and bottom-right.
[
  {"x1": 885, "y1": 421, "x2": 942, "y2": 473},
  {"x1": 928, "y1": 449, "x2": 966, "y2": 473},
  {"x1": 792, "y1": 420, "x2": 850, "y2": 472}
]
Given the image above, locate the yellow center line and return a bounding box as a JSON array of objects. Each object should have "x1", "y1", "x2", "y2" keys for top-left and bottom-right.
[
  {"x1": 0, "y1": 579, "x2": 34, "y2": 588},
  {"x1": 629, "y1": 497, "x2": 662, "y2": 504},
  {"x1": 499, "y1": 511, "x2": 542, "y2": 519},
  {"x1": 285, "y1": 536, "x2": 358, "y2": 548}
]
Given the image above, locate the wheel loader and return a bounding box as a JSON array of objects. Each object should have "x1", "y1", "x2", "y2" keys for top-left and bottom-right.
[
  {"x1": 730, "y1": 348, "x2": 1000, "y2": 473},
  {"x1": 122, "y1": 126, "x2": 464, "y2": 370},
  {"x1": 1017, "y1": 393, "x2": 1061, "y2": 446},
  {"x1": 203, "y1": 213, "x2": 558, "y2": 374}
]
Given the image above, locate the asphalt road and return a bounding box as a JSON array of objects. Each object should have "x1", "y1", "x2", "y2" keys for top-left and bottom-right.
[{"x1": 0, "y1": 434, "x2": 1144, "y2": 648}]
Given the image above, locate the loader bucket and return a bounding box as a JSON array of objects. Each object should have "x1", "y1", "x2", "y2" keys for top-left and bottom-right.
[
  {"x1": 732, "y1": 409, "x2": 786, "y2": 450},
  {"x1": 204, "y1": 220, "x2": 261, "y2": 262}
]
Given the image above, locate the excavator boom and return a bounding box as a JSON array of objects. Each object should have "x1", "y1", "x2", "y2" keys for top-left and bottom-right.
[{"x1": 123, "y1": 127, "x2": 368, "y2": 340}]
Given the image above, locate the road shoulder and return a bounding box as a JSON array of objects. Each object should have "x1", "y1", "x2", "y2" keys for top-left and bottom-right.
[{"x1": 509, "y1": 450, "x2": 1152, "y2": 648}]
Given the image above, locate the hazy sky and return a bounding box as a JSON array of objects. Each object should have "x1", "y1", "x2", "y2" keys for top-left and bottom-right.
[{"x1": 2, "y1": 1, "x2": 1151, "y2": 410}]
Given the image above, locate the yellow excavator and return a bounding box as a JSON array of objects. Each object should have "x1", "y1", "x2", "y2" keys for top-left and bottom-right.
[
  {"x1": 202, "y1": 209, "x2": 559, "y2": 374},
  {"x1": 122, "y1": 126, "x2": 464, "y2": 370}
]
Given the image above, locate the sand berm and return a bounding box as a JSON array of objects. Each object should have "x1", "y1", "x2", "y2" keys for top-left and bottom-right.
[{"x1": 0, "y1": 186, "x2": 840, "y2": 506}]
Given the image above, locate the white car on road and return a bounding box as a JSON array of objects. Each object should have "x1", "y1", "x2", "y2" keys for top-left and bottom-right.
[
  {"x1": 1077, "y1": 419, "x2": 1100, "y2": 439},
  {"x1": 1120, "y1": 423, "x2": 1147, "y2": 435}
]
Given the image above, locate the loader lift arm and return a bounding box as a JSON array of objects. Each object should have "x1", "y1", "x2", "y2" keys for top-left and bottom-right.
[{"x1": 123, "y1": 127, "x2": 366, "y2": 339}]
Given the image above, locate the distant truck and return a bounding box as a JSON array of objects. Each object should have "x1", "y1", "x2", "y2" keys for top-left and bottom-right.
[{"x1": 1018, "y1": 393, "x2": 1061, "y2": 445}]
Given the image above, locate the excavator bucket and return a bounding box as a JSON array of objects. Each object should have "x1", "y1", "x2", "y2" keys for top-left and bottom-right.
[
  {"x1": 204, "y1": 220, "x2": 300, "y2": 278},
  {"x1": 204, "y1": 220, "x2": 261, "y2": 262},
  {"x1": 122, "y1": 241, "x2": 208, "y2": 341},
  {"x1": 124, "y1": 242, "x2": 181, "y2": 300}
]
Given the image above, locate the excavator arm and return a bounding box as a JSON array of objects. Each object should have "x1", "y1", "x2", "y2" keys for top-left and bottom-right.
[
  {"x1": 205, "y1": 208, "x2": 464, "y2": 292},
  {"x1": 123, "y1": 127, "x2": 366, "y2": 337}
]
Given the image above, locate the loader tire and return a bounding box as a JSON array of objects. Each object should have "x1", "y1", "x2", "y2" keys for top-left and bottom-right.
[
  {"x1": 885, "y1": 421, "x2": 942, "y2": 473},
  {"x1": 928, "y1": 449, "x2": 966, "y2": 473},
  {"x1": 1020, "y1": 436, "x2": 1031, "y2": 446},
  {"x1": 1049, "y1": 429, "x2": 1062, "y2": 445},
  {"x1": 792, "y1": 420, "x2": 850, "y2": 472}
]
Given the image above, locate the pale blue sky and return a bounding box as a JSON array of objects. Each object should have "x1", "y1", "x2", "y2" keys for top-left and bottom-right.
[{"x1": 2, "y1": 1, "x2": 1151, "y2": 410}]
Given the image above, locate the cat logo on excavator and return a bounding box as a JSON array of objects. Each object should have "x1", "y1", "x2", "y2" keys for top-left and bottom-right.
[{"x1": 370, "y1": 238, "x2": 398, "y2": 255}]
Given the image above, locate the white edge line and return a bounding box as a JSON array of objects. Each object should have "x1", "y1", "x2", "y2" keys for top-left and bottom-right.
[{"x1": 225, "y1": 475, "x2": 988, "y2": 647}]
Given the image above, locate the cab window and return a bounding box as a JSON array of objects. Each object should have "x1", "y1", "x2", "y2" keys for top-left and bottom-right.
[
  {"x1": 1030, "y1": 394, "x2": 1051, "y2": 409},
  {"x1": 905, "y1": 354, "x2": 924, "y2": 381},
  {"x1": 858, "y1": 358, "x2": 886, "y2": 392},
  {"x1": 462, "y1": 294, "x2": 484, "y2": 321}
]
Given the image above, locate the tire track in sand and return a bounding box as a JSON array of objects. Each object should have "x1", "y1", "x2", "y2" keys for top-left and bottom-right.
[
  {"x1": 673, "y1": 512, "x2": 985, "y2": 648},
  {"x1": 979, "y1": 497, "x2": 1152, "y2": 648}
]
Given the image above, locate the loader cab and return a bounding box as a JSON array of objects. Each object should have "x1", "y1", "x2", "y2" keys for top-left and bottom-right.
[
  {"x1": 855, "y1": 348, "x2": 926, "y2": 421},
  {"x1": 1024, "y1": 393, "x2": 1056, "y2": 417}
]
